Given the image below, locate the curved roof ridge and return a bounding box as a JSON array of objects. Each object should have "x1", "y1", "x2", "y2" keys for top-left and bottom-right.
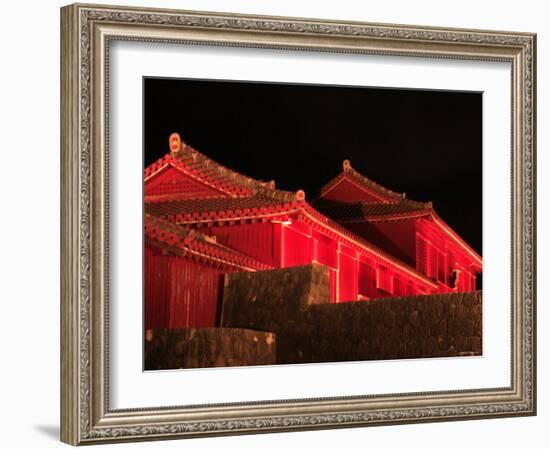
[
  {"x1": 144, "y1": 133, "x2": 300, "y2": 203},
  {"x1": 428, "y1": 210, "x2": 482, "y2": 267},
  {"x1": 144, "y1": 213, "x2": 273, "y2": 270},
  {"x1": 344, "y1": 165, "x2": 404, "y2": 200},
  {"x1": 400, "y1": 197, "x2": 432, "y2": 209},
  {"x1": 317, "y1": 160, "x2": 406, "y2": 203}
]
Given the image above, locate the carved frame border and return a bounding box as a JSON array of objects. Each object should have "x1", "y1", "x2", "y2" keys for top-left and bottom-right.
[{"x1": 60, "y1": 3, "x2": 536, "y2": 445}]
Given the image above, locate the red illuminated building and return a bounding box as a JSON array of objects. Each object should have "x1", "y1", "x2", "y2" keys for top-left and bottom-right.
[{"x1": 144, "y1": 133, "x2": 482, "y2": 330}]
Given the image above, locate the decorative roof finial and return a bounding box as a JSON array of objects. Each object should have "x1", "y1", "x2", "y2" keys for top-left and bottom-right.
[
  {"x1": 295, "y1": 190, "x2": 306, "y2": 201},
  {"x1": 343, "y1": 159, "x2": 351, "y2": 171},
  {"x1": 169, "y1": 132, "x2": 182, "y2": 154}
]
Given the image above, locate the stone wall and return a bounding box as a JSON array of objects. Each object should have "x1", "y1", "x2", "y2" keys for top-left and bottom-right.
[
  {"x1": 221, "y1": 264, "x2": 482, "y2": 364},
  {"x1": 144, "y1": 328, "x2": 276, "y2": 370},
  {"x1": 278, "y1": 291, "x2": 482, "y2": 364},
  {"x1": 221, "y1": 263, "x2": 331, "y2": 335}
]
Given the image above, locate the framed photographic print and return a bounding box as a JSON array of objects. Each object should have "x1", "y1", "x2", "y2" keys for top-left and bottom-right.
[{"x1": 60, "y1": 3, "x2": 537, "y2": 445}]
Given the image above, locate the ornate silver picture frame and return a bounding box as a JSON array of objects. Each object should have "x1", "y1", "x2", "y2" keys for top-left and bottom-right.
[{"x1": 60, "y1": 3, "x2": 536, "y2": 445}]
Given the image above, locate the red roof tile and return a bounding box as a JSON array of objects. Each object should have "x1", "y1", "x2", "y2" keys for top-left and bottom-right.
[
  {"x1": 145, "y1": 139, "x2": 289, "y2": 199},
  {"x1": 318, "y1": 160, "x2": 405, "y2": 203},
  {"x1": 144, "y1": 214, "x2": 272, "y2": 270},
  {"x1": 313, "y1": 198, "x2": 431, "y2": 222},
  {"x1": 145, "y1": 196, "x2": 303, "y2": 224}
]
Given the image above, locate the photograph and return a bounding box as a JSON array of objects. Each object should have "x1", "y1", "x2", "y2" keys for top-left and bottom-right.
[
  {"x1": 58, "y1": 3, "x2": 536, "y2": 444},
  {"x1": 143, "y1": 78, "x2": 483, "y2": 370}
]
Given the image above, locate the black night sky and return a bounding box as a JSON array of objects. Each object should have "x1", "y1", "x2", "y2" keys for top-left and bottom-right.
[{"x1": 144, "y1": 78, "x2": 482, "y2": 256}]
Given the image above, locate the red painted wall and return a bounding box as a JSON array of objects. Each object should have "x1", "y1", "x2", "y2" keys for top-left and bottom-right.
[
  {"x1": 144, "y1": 246, "x2": 223, "y2": 329},
  {"x1": 321, "y1": 178, "x2": 387, "y2": 203},
  {"x1": 144, "y1": 246, "x2": 171, "y2": 329},
  {"x1": 338, "y1": 250, "x2": 358, "y2": 302},
  {"x1": 415, "y1": 219, "x2": 478, "y2": 292},
  {"x1": 281, "y1": 224, "x2": 312, "y2": 267},
  {"x1": 312, "y1": 231, "x2": 338, "y2": 268},
  {"x1": 145, "y1": 166, "x2": 226, "y2": 199},
  {"x1": 207, "y1": 223, "x2": 277, "y2": 267},
  {"x1": 167, "y1": 257, "x2": 222, "y2": 328},
  {"x1": 358, "y1": 261, "x2": 377, "y2": 298}
]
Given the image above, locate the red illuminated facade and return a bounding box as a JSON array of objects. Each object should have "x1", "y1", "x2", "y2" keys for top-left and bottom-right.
[{"x1": 144, "y1": 134, "x2": 482, "y2": 330}]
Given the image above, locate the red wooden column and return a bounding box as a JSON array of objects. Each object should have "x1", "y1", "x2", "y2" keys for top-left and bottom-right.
[
  {"x1": 312, "y1": 230, "x2": 338, "y2": 303},
  {"x1": 271, "y1": 220, "x2": 285, "y2": 268},
  {"x1": 336, "y1": 242, "x2": 341, "y2": 302},
  {"x1": 338, "y1": 244, "x2": 358, "y2": 302},
  {"x1": 279, "y1": 219, "x2": 313, "y2": 267},
  {"x1": 358, "y1": 254, "x2": 384, "y2": 300}
]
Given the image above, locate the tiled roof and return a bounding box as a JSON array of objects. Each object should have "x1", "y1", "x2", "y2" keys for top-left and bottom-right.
[
  {"x1": 145, "y1": 138, "x2": 293, "y2": 200},
  {"x1": 145, "y1": 196, "x2": 302, "y2": 223},
  {"x1": 144, "y1": 214, "x2": 272, "y2": 270},
  {"x1": 313, "y1": 198, "x2": 431, "y2": 222},
  {"x1": 318, "y1": 160, "x2": 405, "y2": 202}
]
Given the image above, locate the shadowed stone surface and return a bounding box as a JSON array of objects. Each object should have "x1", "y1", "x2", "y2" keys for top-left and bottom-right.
[
  {"x1": 144, "y1": 327, "x2": 276, "y2": 370},
  {"x1": 278, "y1": 291, "x2": 482, "y2": 364},
  {"x1": 221, "y1": 263, "x2": 330, "y2": 335},
  {"x1": 221, "y1": 264, "x2": 481, "y2": 364}
]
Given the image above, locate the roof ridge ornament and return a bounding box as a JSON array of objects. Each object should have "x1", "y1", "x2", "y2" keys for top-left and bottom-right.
[
  {"x1": 169, "y1": 132, "x2": 182, "y2": 154},
  {"x1": 343, "y1": 159, "x2": 352, "y2": 171}
]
